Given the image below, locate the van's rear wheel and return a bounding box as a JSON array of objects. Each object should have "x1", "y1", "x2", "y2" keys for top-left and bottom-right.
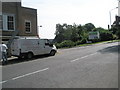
[
  {"x1": 50, "y1": 50, "x2": 56, "y2": 56},
  {"x1": 27, "y1": 52, "x2": 33, "y2": 59}
]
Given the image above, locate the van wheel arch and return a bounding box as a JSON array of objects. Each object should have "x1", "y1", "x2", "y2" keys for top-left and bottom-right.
[
  {"x1": 49, "y1": 50, "x2": 56, "y2": 56},
  {"x1": 27, "y1": 52, "x2": 34, "y2": 59}
]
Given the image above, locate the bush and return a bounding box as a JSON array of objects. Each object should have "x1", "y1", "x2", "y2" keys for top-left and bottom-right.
[
  {"x1": 75, "y1": 41, "x2": 82, "y2": 45},
  {"x1": 90, "y1": 39, "x2": 100, "y2": 43},
  {"x1": 75, "y1": 40, "x2": 86, "y2": 45},
  {"x1": 100, "y1": 32, "x2": 113, "y2": 41},
  {"x1": 55, "y1": 40, "x2": 75, "y2": 48}
]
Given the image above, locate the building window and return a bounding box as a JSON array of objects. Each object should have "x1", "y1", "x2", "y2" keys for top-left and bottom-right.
[
  {"x1": 2, "y1": 14, "x2": 15, "y2": 31},
  {"x1": 0, "y1": 15, "x2": 3, "y2": 30},
  {"x1": 7, "y1": 16, "x2": 14, "y2": 30},
  {"x1": 25, "y1": 21, "x2": 31, "y2": 33}
]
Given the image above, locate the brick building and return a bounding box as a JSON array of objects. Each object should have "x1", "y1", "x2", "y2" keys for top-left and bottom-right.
[{"x1": 0, "y1": 1, "x2": 38, "y2": 41}]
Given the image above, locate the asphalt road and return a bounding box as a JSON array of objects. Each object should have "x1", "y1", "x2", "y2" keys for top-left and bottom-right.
[{"x1": 1, "y1": 42, "x2": 119, "y2": 88}]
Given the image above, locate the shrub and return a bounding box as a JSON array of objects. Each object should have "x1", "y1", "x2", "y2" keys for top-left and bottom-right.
[
  {"x1": 75, "y1": 40, "x2": 86, "y2": 45},
  {"x1": 55, "y1": 40, "x2": 75, "y2": 48},
  {"x1": 100, "y1": 32, "x2": 113, "y2": 41}
]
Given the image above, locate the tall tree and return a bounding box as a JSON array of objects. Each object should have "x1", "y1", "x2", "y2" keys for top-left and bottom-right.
[
  {"x1": 54, "y1": 24, "x2": 65, "y2": 43},
  {"x1": 83, "y1": 23, "x2": 95, "y2": 31}
]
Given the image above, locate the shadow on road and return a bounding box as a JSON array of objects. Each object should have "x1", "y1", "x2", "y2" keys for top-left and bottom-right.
[
  {"x1": 98, "y1": 45, "x2": 120, "y2": 54},
  {"x1": 2, "y1": 54, "x2": 50, "y2": 66}
]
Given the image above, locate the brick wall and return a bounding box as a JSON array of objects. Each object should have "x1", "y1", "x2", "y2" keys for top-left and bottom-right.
[{"x1": 2, "y1": 2, "x2": 38, "y2": 40}]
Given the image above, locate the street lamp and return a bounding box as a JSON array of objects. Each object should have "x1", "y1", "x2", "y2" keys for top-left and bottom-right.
[{"x1": 109, "y1": 7, "x2": 118, "y2": 29}]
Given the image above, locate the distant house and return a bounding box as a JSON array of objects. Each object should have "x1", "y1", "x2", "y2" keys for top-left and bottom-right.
[{"x1": 0, "y1": 1, "x2": 38, "y2": 41}]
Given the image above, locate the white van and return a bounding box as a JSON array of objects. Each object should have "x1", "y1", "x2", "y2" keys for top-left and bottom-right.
[{"x1": 11, "y1": 37, "x2": 57, "y2": 59}]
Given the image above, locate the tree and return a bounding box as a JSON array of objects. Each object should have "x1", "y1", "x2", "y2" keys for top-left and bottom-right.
[
  {"x1": 83, "y1": 23, "x2": 95, "y2": 31},
  {"x1": 54, "y1": 23, "x2": 115, "y2": 45},
  {"x1": 77, "y1": 24, "x2": 83, "y2": 40},
  {"x1": 55, "y1": 24, "x2": 65, "y2": 35},
  {"x1": 110, "y1": 27, "x2": 120, "y2": 39},
  {"x1": 54, "y1": 24, "x2": 65, "y2": 43}
]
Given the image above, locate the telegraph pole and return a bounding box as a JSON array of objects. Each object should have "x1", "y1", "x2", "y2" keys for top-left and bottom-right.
[{"x1": 109, "y1": 7, "x2": 118, "y2": 28}]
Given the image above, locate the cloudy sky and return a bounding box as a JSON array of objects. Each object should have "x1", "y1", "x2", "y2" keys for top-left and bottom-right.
[{"x1": 22, "y1": 0, "x2": 118, "y2": 39}]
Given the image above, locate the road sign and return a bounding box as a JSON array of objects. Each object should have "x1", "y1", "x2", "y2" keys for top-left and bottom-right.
[{"x1": 88, "y1": 31, "x2": 100, "y2": 40}]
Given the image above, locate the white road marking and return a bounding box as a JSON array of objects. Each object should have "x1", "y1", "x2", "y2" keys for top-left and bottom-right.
[
  {"x1": 70, "y1": 59, "x2": 79, "y2": 62},
  {"x1": 12, "y1": 68, "x2": 49, "y2": 80},
  {"x1": 1, "y1": 68, "x2": 49, "y2": 84},
  {"x1": 71, "y1": 52, "x2": 98, "y2": 62}
]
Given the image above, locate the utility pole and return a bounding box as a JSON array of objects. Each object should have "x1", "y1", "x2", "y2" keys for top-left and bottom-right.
[
  {"x1": 116, "y1": 0, "x2": 120, "y2": 39},
  {"x1": 118, "y1": 0, "x2": 120, "y2": 27},
  {"x1": 109, "y1": 7, "x2": 118, "y2": 29}
]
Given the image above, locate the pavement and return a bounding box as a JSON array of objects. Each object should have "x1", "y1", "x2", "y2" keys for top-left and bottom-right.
[{"x1": 1, "y1": 42, "x2": 119, "y2": 88}]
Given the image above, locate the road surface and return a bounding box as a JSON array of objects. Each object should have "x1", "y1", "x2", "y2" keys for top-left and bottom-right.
[{"x1": 1, "y1": 42, "x2": 119, "y2": 88}]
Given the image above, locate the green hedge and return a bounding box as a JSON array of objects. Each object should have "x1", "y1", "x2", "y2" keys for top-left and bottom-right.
[
  {"x1": 55, "y1": 40, "x2": 75, "y2": 48},
  {"x1": 55, "y1": 40, "x2": 87, "y2": 48}
]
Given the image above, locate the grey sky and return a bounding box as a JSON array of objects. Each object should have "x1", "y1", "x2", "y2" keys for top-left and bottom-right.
[{"x1": 22, "y1": 0, "x2": 118, "y2": 39}]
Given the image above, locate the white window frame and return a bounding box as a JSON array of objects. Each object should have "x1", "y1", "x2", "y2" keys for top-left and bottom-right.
[
  {"x1": 2, "y1": 14, "x2": 15, "y2": 31},
  {"x1": 25, "y1": 20, "x2": 31, "y2": 33}
]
